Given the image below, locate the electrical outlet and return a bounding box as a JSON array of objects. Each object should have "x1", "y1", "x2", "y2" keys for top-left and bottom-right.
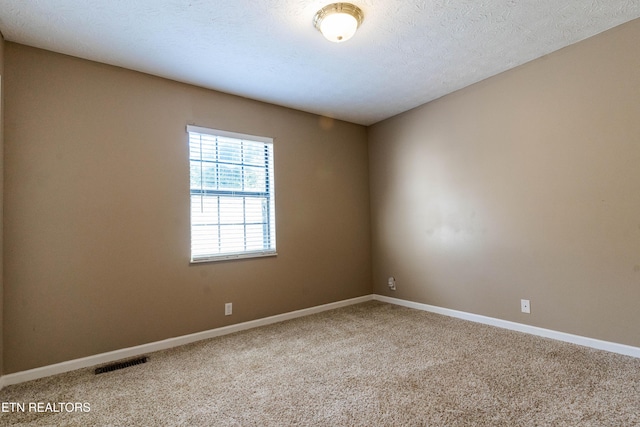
[
  {"x1": 521, "y1": 299, "x2": 530, "y2": 314},
  {"x1": 388, "y1": 277, "x2": 396, "y2": 291},
  {"x1": 225, "y1": 303, "x2": 232, "y2": 316}
]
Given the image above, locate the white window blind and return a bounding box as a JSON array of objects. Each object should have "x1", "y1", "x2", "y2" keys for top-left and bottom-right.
[{"x1": 187, "y1": 125, "x2": 276, "y2": 262}]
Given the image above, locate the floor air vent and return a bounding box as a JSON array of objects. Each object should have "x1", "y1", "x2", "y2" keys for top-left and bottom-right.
[{"x1": 95, "y1": 356, "x2": 148, "y2": 375}]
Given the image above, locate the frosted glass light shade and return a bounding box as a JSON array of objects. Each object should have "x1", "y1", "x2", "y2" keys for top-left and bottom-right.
[
  {"x1": 320, "y1": 12, "x2": 358, "y2": 42},
  {"x1": 314, "y1": 3, "x2": 364, "y2": 43}
]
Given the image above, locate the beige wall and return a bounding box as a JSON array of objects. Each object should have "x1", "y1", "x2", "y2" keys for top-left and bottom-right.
[
  {"x1": 3, "y1": 43, "x2": 371, "y2": 373},
  {"x1": 369, "y1": 19, "x2": 640, "y2": 347},
  {"x1": 0, "y1": 32, "x2": 5, "y2": 376}
]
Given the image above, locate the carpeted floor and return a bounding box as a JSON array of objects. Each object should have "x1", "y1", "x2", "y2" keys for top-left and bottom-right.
[{"x1": 1, "y1": 301, "x2": 639, "y2": 426}]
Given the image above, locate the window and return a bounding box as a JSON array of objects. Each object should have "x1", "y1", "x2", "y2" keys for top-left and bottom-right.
[{"x1": 187, "y1": 125, "x2": 276, "y2": 262}]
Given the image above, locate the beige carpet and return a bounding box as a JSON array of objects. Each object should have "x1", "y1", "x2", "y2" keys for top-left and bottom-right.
[{"x1": 1, "y1": 301, "x2": 639, "y2": 426}]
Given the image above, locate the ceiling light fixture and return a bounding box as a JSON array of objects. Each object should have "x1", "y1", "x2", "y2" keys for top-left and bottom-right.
[{"x1": 314, "y1": 3, "x2": 364, "y2": 43}]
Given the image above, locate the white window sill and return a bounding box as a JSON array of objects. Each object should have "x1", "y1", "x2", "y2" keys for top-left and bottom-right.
[{"x1": 190, "y1": 251, "x2": 277, "y2": 264}]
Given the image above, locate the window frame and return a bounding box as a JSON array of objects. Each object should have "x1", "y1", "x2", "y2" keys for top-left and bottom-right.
[{"x1": 187, "y1": 125, "x2": 277, "y2": 263}]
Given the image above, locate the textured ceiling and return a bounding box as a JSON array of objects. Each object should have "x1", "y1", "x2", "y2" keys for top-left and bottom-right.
[{"x1": 1, "y1": 0, "x2": 639, "y2": 125}]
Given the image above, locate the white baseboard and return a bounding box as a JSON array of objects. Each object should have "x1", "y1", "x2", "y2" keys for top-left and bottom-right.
[
  {"x1": 374, "y1": 294, "x2": 640, "y2": 359},
  {"x1": 0, "y1": 295, "x2": 373, "y2": 388},
  {"x1": 2, "y1": 293, "x2": 638, "y2": 389}
]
